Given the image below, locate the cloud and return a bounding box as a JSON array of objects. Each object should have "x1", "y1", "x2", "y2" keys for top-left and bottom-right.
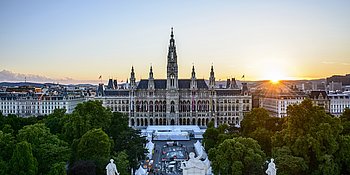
[
  {"x1": 322, "y1": 61, "x2": 350, "y2": 66},
  {"x1": 0, "y1": 70, "x2": 100, "y2": 84}
]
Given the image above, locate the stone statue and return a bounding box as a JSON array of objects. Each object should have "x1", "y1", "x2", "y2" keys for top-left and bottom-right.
[
  {"x1": 265, "y1": 158, "x2": 277, "y2": 175},
  {"x1": 181, "y1": 152, "x2": 207, "y2": 175},
  {"x1": 106, "y1": 159, "x2": 120, "y2": 175}
]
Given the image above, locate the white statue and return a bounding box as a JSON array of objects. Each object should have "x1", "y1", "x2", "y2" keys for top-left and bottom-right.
[
  {"x1": 181, "y1": 152, "x2": 207, "y2": 175},
  {"x1": 265, "y1": 158, "x2": 277, "y2": 175},
  {"x1": 106, "y1": 159, "x2": 120, "y2": 175}
]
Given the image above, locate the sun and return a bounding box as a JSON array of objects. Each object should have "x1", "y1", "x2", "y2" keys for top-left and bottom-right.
[
  {"x1": 270, "y1": 79, "x2": 280, "y2": 84},
  {"x1": 264, "y1": 69, "x2": 286, "y2": 84}
]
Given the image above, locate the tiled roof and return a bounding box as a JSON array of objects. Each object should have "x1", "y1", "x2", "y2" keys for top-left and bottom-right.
[
  {"x1": 215, "y1": 89, "x2": 242, "y2": 96},
  {"x1": 136, "y1": 79, "x2": 208, "y2": 89},
  {"x1": 309, "y1": 91, "x2": 328, "y2": 99},
  {"x1": 104, "y1": 90, "x2": 129, "y2": 96}
]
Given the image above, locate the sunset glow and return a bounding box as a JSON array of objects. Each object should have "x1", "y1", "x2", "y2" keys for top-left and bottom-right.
[{"x1": 0, "y1": 1, "x2": 350, "y2": 84}]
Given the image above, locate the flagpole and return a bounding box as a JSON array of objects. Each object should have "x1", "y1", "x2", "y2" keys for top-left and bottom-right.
[{"x1": 99, "y1": 75, "x2": 102, "y2": 84}]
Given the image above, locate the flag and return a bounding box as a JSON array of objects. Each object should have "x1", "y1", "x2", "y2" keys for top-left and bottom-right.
[{"x1": 99, "y1": 75, "x2": 102, "y2": 79}]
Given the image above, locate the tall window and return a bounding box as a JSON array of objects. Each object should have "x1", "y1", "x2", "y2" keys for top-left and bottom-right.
[
  {"x1": 171, "y1": 101, "x2": 175, "y2": 113},
  {"x1": 170, "y1": 74, "x2": 175, "y2": 87}
]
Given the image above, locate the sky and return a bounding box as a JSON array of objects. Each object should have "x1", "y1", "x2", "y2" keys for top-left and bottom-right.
[{"x1": 0, "y1": 0, "x2": 349, "y2": 84}]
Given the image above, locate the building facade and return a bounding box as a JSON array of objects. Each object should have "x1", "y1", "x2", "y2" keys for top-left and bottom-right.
[
  {"x1": 95, "y1": 28, "x2": 252, "y2": 127},
  {"x1": 329, "y1": 93, "x2": 350, "y2": 116},
  {"x1": 309, "y1": 91, "x2": 330, "y2": 113},
  {"x1": 260, "y1": 92, "x2": 307, "y2": 118},
  {"x1": 0, "y1": 92, "x2": 85, "y2": 117}
]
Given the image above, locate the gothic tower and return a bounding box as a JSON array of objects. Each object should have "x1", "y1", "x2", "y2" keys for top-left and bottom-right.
[
  {"x1": 166, "y1": 28, "x2": 179, "y2": 125},
  {"x1": 166, "y1": 27, "x2": 179, "y2": 90},
  {"x1": 209, "y1": 65, "x2": 215, "y2": 89}
]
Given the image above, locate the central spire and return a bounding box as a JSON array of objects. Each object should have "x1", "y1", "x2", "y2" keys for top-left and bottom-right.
[
  {"x1": 167, "y1": 27, "x2": 178, "y2": 89},
  {"x1": 171, "y1": 27, "x2": 174, "y2": 38}
]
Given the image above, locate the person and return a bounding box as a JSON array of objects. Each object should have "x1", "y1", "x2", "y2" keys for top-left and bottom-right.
[
  {"x1": 106, "y1": 159, "x2": 120, "y2": 175},
  {"x1": 265, "y1": 158, "x2": 276, "y2": 175}
]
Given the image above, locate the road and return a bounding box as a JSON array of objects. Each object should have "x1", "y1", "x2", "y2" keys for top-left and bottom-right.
[{"x1": 150, "y1": 140, "x2": 198, "y2": 175}]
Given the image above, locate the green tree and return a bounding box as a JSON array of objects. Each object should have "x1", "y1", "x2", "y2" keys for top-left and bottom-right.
[
  {"x1": 202, "y1": 125, "x2": 219, "y2": 151},
  {"x1": 336, "y1": 135, "x2": 350, "y2": 174},
  {"x1": 44, "y1": 108, "x2": 67, "y2": 136},
  {"x1": 63, "y1": 100, "x2": 112, "y2": 143},
  {"x1": 272, "y1": 99, "x2": 343, "y2": 174},
  {"x1": 340, "y1": 108, "x2": 350, "y2": 135},
  {"x1": 272, "y1": 146, "x2": 308, "y2": 175},
  {"x1": 203, "y1": 122, "x2": 235, "y2": 153},
  {"x1": 208, "y1": 137, "x2": 265, "y2": 175},
  {"x1": 17, "y1": 123, "x2": 70, "y2": 175},
  {"x1": 115, "y1": 150, "x2": 130, "y2": 175},
  {"x1": 107, "y1": 112, "x2": 146, "y2": 169},
  {"x1": 241, "y1": 108, "x2": 282, "y2": 155},
  {"x1": 47, "y1": 162, "x2": 66, "y2": 175},
  {"x1": 77, "y1": 128, "x2": 111, "y2": 174},
  {"x1": 0, "y1": 130, "x2": 15, "y2": 162},
  {"x1": 8, "y1": 141, "x2": 38, "y2": 175}
]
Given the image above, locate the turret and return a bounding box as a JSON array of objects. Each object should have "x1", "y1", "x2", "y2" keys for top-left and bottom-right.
[
  {"x1": 191, "y1": 65, "x2": 197, "y2": 89},
  {"x1": 130, "y1": 66, "x2": 136, "y2": 89},
  {"x1": 209, "y1": 65, "x2": 215, "y2": 89},
  {"x1": 148, "y1": 66, "x2": 154, "y2": 89},
  {"x1": 107, "y1": 78, "x2": 115, "y2": 89}
]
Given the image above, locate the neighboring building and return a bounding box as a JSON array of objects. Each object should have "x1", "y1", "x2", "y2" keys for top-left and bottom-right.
[
  {"x1": 328, "y1": 93, "x2": 350, "y2": 117},
  {"x1": 95, "y1": 28, "x2": 252, "y2": 128},
  {"x1": 308, "y1": 91, "x2": 330, "y2": 113},
  {"x1": 260, "y1": 89, "x2": 307, "y2": 118},
  {"x1": 0, "y1": 91, "x2": 85, "y2": 117}
]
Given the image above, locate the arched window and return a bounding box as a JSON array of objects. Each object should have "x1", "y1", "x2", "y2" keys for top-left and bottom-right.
[
  {"x1": 171, "y1": 101, "x2": 175, "y2": 113},
  {"x1": 170, "y1": 74, "x2": 175, "y2": 87},
  {"x1": 163, "y1": 101, "x2": 166, "y2": 112},
  {"x1": 149, "y1": 101, "x2": 153, "y2": 112}
]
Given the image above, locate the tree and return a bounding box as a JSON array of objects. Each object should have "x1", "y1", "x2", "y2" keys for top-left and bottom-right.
[
  {"x1": 107, "y1": 112, "x2": 146, "y2": 169},
  {"x1": 115, "y1": 150, "x2": 130, "y2": 175},
  {"x1": 63, "y1": 100, "x2": 112, "y2": 143},
  {"x1": 44, "y1": 108, "x2": 67, "y2": 136},
  {"x1": 17, "y1": 123, "x2": 70, "y2": 175},
  {"x1": 77, "y1": 128, "x2": 111, "y2": 174},
  {"x1": 272, "y1": 146, "x2": 308, "y2": 175},
  {"x1": 208, "y1": 137, "x2": 266, "y2": 175},
  {"x1": 340, "y1": 108, "x2": 350, "y2": 135},
  {"x1": 241, "y1": 108, "x2": 282, "y2": 155},
  {"x1": 272, "y1": 99, "x2": 343, "y2": 174},
  {"x1": 336, "y1": 135, "x2": 350, "y2": 174},
  {"x1": 8, "y1": 141, "x2": 38, "y2": 175},
  {"x1": 0, "y1": 131, "x2": 15, "y2": 162},
  {"x1": 202, "y1": 126, "x2": 219, "y2": 151},
  {"x1": 203, "y1": 122, "x2": 235, "y2": 153},
  {"x1": 47, "y1": 162, "x2": 66, "y2": 175}
]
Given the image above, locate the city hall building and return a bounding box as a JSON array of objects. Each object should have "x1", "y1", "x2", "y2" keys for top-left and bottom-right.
[{"x1": 95, "y1": 28, "x2": 252, "y2": 128}]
